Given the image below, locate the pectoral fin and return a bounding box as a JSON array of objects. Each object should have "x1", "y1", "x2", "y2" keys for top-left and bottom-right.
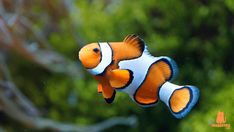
[{"x1": 109, "y1": 69, "x2": 133, "y2": 89}]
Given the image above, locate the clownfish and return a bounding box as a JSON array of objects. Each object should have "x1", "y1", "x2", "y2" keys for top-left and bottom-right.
[{"x1": 78, "y1": 34, "x2": 199, "y2": 119}]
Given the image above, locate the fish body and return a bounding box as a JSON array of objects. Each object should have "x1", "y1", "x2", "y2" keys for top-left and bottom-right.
[{"x1": 78, "y1": 35, "x2": 199, "y2": 118}]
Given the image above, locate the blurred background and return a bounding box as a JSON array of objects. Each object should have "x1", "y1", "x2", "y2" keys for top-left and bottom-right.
[{"x1": 0, "y1": 0, "x2": 233, "y2": 131}]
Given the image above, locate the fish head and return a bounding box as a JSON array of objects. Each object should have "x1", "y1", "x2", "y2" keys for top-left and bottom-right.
[{"x1": 79, "y1": 43, "x2": 101, "y2": 69}]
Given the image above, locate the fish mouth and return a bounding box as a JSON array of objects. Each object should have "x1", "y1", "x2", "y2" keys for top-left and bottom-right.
[
  {"x1": 78, "y1": 48, "x2": 85, "y2": 63},
  {"x1": 78, "y1": 48, "x2": 96, "y2": 69}
]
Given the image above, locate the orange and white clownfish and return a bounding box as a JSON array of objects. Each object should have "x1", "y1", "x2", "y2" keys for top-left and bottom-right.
[{"x1": 78, "y1": 34, "x2": 199, "y2": 119}]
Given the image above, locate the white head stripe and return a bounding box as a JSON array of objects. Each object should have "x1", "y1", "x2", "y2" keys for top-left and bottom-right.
[{"x1": 87, "y1": 42, "x2": 112, "y2": 75}]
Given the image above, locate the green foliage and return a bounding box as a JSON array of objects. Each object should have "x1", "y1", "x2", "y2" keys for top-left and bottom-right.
[{"x1": 6, "y1": 0, "x2": 234, "y2": 131}]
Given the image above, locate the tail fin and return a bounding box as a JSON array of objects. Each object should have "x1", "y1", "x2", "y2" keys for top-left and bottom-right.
[{"x1": 159, "y1": 82, "x2": 199, "y2": 119}]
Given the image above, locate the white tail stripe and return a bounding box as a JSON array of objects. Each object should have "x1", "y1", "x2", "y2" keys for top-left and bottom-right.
[
  {"x1": 87, "y1": 42, "x2": 112, "y2": 75},
  {"x1": 159, "y1": 82, "x2": 181, "y2": 107}
]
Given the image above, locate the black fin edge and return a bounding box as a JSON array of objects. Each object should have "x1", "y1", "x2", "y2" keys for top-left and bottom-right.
[{"x1": 104, "y1": 90, "x2": 116, "y2": 104}]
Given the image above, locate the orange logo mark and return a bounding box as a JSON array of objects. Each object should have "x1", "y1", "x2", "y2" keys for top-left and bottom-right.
[
  {"x1": 216, "y1": 111, "x2": 226, "y2": 124},
  {"x1": 211, "y1": 111, "x2": 231, "y2": 129}
]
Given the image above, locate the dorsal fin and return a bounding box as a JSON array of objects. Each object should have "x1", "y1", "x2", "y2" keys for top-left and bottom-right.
[{"x1": 123, "y1": 34, "x2": 145, "y2": 53}]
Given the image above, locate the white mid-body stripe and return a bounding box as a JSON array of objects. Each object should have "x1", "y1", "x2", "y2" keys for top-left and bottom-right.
[
  {"x1": 118, "y1": 48, "x2": 162, "y2": 105},
  {"x1": 87, "y1": 42, "x2": 112, "y2": 75}
]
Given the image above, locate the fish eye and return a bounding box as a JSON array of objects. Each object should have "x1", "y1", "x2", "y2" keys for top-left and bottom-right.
[{"x1": 93, "y1": 48, "x2": 100, "y2": 53}]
